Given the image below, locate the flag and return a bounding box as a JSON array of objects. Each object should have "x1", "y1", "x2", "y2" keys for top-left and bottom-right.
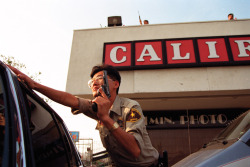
[{"x1": 138, "y1": 11, "x2": 142, "y2": 25}]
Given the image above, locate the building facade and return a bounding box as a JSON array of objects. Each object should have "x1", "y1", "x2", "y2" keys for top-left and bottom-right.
[{"x1": 66, "y1": 19, "x2": 250, "y2": 165}]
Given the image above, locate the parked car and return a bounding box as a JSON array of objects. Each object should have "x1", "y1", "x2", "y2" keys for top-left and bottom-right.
[
  {"x1": 173, "y1": 109, "x2": 250, "y2": 167},
  {"x1": 0, "y1": 61, "x2": 83, "y2": 167}
]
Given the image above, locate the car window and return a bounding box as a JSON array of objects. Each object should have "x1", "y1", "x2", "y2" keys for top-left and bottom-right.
[
  {"x1": 55, "y1": 115, "x2": 81, "y2": 166},
  {"x1": 227, "y1": 111, "x2": 250, "y2": 140},
  {"x1": 0, "y1": 64, "x2": 81, "y2": 167},
  {"x1": 215, "y1": 110, "x2": 250, "y2": 141},
  {"x1": 24, "y1": 93, "x2": 71, "y2": 167},
  {"x1": 21, "y1": 84, "x2": 82, "y2": 167}
]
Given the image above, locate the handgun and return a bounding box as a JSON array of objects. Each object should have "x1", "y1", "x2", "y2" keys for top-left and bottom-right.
[
  {"x1": 92, "y1": 70, "x2": 111, "y2": 112},
  {"x1": 100, "y1": 70, "x2": 111, "y2": 98}
]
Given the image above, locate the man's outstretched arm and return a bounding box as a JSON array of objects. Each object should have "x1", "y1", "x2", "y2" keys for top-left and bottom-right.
[{"x1": 7, "y1": 65, "x2": 79, "y2": 109}]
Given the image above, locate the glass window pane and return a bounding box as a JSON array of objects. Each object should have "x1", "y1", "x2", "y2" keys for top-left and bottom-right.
[
  {"x1": 56, "y1": 117, "x2": 79, "y2": 166},
  {"x1": 26, "y1": 95, "x2": 69, "y2": 167}
]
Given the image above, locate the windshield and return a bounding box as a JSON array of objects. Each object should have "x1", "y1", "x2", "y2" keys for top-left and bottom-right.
[{"x1": 215, "y1": 110, "x2": 250, "y2": 141}]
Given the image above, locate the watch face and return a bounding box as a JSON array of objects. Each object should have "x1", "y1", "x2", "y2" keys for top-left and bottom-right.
[
  {"x1": 114, "y1": 122, "x2": 119, "y2": 128},
  {"x1": 110, "y1": 122, "x2": 119, "y2": 132}
]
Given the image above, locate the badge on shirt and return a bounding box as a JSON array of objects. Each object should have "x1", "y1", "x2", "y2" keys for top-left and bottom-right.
[{"x1": 126, "y1": 108, "x2": 141, "y2": 122}]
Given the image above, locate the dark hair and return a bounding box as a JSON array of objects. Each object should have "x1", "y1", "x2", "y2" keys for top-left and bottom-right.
[
  {"x1": 228, "y1": 13, "x2": 234, "y2": 17},
  {"x1": 90, "y1": 64, "x2": 121, "y2": 94}
]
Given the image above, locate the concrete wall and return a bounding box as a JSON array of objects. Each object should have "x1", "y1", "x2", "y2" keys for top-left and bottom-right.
[{"x1": 66, "y1": 19, "x2": 250, "y2": 111}]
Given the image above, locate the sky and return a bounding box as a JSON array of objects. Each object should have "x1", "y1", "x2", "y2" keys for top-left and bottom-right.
[{"x1": 0, "y1": 0, "x2": 250, "y2": 152}]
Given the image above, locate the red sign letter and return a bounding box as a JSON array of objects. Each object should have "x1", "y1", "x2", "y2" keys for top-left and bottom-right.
[
  {"x1": 104, "y1": 43, "x2": 131, "y2": 67},
  {"x1": 135, "y1": 41, "x2": 163, "y2": 66},
  {"x1": 166, "y1": 40, "x2": 196, "y2": 64},
  {"x1": 229, "y1": 37, "x2": 250, "y2": 61},
  {"x1": 198, "y1": 38, "x2": 229, "y2": 62}
]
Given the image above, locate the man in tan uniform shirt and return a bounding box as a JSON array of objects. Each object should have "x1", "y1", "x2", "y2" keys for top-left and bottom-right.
[{"x1": 74, "y1": 65, "x2": 159, "y2": 166}]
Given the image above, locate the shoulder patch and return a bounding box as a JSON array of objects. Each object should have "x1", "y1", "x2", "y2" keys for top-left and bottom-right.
[{"x1": 126, "y1": 108, "x2": 141, "y2": 122}]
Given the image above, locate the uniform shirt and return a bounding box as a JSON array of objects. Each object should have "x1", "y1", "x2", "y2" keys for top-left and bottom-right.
[{"x1": 73, "y1": 96, "x2": 159, "y2": 167}]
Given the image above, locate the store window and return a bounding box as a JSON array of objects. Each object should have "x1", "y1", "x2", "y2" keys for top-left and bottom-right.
[{"x1": 144, "y1": 109, "x2": 247, "y2": 166}]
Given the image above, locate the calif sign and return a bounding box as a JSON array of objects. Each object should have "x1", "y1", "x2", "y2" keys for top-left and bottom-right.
[{"x1": 103, "y1": 36, "x2": 250, "y2": 70}]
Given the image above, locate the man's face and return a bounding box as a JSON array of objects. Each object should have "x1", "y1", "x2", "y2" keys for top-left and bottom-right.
[
  {"x1": 228, "y1": 14, "x2": 233, "y2": 20},
  {"x1": 89, "y1": 71, "x2": 117, "y2": 97}
]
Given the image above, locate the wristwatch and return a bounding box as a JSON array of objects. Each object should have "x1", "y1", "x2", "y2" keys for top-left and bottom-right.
[{"x1": 109, "y1": 122, "x2": 119, "y2": 132}]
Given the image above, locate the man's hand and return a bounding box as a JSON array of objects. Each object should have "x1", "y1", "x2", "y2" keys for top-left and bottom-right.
[
  {"x1": 93, "y1": 88, "x2": 141, "y2": 158},
  {"x1": 92, "y1": 87, "x2": 111, "y2": 122},
  {"x1": 7, "y1": 64, "x2": 37, "y2": 89}
]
